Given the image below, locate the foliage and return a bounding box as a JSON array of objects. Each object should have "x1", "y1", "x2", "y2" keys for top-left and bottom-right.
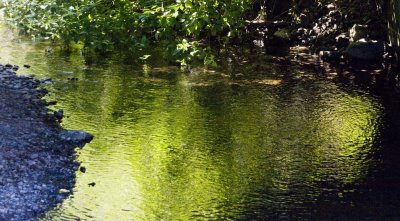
[{"x1": 2, "y1": 0, "x2": 252, "y2": 65}]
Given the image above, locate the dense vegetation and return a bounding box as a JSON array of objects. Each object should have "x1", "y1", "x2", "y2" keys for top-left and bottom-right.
[
  {"x1": 2, "y1": 0, "x2": 254, "y2": 65},
  {"x1": 1, "y1": 0, "x2": 390, "y2": 64}
]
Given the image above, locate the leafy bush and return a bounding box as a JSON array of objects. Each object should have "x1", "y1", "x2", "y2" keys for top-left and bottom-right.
[{"x1": 2, "y1": 0, "x2": 252, "y2": 65}]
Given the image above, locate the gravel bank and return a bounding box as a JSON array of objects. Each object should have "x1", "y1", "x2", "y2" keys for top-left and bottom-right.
[{"x1": 0, "y1": 64, "x2": 92, "y2": 220}]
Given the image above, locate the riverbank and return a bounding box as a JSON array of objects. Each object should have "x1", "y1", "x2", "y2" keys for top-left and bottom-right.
[
  {"x1": 0, "y1": 65, "x2": 92, "y2": 220},
  {"x1": 246, "y1": 1, "x2": 396, "y2": 66}
]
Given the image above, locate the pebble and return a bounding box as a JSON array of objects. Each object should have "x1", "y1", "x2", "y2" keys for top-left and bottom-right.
[
  {"x1": 0, "y1": 63, "x2": 92, "y2": 220},
  {"x1": 80, "y1": 166, "x2": 86, "y2": 173}
]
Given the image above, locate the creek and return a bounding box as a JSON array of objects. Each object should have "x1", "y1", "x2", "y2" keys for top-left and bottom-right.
[{"x1": 1, "y1": 26, "x2": 400, "y2": 220}]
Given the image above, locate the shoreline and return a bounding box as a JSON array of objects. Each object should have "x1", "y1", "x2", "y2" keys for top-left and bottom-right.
[{"x1": 0, "y1": 65, "x2": 92, "y2": 220}]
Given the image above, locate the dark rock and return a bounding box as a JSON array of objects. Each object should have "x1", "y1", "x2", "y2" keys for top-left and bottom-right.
[
  {"x1": 80, "y1": 166, "x2": 86, "y2": 173},
  {"x1": 346, "y1": 38, "x2": 385, "y2": 61},
  {"x1": 265, "y1": 34, "x2": 291, "y2": 55},
  {"x1": 23, "y1": 64, "x2": 31, "y2": 68},
  {"x1": 319, "y1": 50, "x2": 341, "y2": 61},
  {"x1": 335, "y1": 34, "x2": 350, "y2": 49},
  {"x1": 265, "y1": 28, "x2": 291, "y2": 52},
  {"x1": 88, "y1": 182, "x2": 96, "y2": 187},
  {"x1": 54, "y1": 109, "x2": 64, "y2": 120},
  {"x1": 299, "y1": 13, "x2": 314, "y2": 27},
  {"x1": 349, "y1": 24, "x2": 368, "y2": 42}
]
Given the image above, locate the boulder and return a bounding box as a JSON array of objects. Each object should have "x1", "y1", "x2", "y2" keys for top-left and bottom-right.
[
  {"x1": 345, "y1": 38, "x2": 385, "y2": 61},
  {"x1": 59, "y1": 130, "x2": 93, "y2": 147},
  {"x1": 349, "y1": 24, "x2": 368, "y2": 42}
]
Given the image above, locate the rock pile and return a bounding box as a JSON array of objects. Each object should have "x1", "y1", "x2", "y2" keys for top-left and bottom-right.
[
  {"x1": 0, "y1": 64, "x2": 92, "y2": 220},
  {"x1": 290, "y1": 2, "x2": 392, "y2": 62},
  {"x1": 247, "y1": 1, "x2": 394, "y2": 64}
]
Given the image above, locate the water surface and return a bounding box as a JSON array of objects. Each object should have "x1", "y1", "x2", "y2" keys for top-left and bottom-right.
[{"x1": 1, "y1": 27, "x2": 399, "y2": 220}]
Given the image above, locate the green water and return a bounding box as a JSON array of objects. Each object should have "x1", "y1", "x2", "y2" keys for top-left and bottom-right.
[{"x1": 0, "y1": 27, "x2": 388, "y2": 220}]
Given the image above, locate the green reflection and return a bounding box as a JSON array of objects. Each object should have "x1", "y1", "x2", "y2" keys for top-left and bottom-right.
[
  {"x1": 0, "y1": 26, "x2": 383, "y2": 220},
  {"x1": 43, "y1": 66, "x2": 381, "y2": 220}
]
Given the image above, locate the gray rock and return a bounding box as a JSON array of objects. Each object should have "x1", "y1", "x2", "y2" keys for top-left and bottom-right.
[
  {"x1": 59, "y1": 130, "x2": 94, "y2": 145},
  {"x1": 346, "y1": 38, "x2": 385, "y2": 61},
  {"x1": 0, "y1": 63, "x2": 92, "y2": 220},
  {"x1": 349, "y1": 24, "x2": 368, "y2": 42}
]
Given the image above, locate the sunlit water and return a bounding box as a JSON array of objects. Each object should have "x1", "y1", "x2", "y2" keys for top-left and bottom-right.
[{"x1": 1, "y1": 26, "x2": 400, "y2": 220}]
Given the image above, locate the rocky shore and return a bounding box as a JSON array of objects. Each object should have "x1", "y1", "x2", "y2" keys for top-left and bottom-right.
[
  {"x1": 247, "y1": 1, "x2": 395, "y2": 64},
  {"x1": 0, "y1": 64, "x2": 92, "y2": 220}
]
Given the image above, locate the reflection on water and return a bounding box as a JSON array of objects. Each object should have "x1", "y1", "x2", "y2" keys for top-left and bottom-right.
[
  {"x1": 43, "y1": 70, "x2": 380, "y2": 220},
  {"x1": 0, "y1": 27, "x2": 398, "y2": 220}
]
